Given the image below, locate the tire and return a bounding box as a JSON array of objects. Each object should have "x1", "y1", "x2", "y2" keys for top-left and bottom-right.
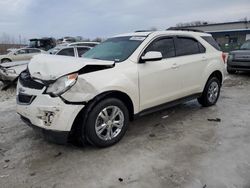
[
  {"x1": 198, "y1": 77, "x2": 221, "y2": 107},
  {"x1": 1, "y1": 59, "x2": 11, "y2": 63},
  {"x1": 82, "y1": 98, "x2": 129, "y2": 148},
  {"x1": 227, "y1": 67, "x2": 236, "y2": 74}
]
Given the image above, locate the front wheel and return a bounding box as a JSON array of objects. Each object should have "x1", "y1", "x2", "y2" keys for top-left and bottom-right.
[
  {"x1": 198, "y1": 77, "x2": 221, "y2": 107},
  {"x1": 83, "y1": 98, "x2": 129, "y2": 148}
]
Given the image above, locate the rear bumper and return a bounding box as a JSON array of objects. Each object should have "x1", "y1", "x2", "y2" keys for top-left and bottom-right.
[{"x1": 20, "y1": 115, "x2": 69, "y2": 144}]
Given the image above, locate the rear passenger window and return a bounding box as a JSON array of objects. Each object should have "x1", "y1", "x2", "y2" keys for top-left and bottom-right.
[
  {"x1": 28, "y1": 49, "x2": 40, "y2": 53},
  {"x1": 175, "y1": 37, "x2": 203, "y2": 56},
  {"x1": 145, "y1": 38, "x2": 175, "y2": 58},
  {"x1": 57, "y1": 48, "x2": 75, "y2": 56}
]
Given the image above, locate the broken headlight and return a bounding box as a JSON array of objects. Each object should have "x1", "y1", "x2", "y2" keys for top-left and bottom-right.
[{"x1": 46, "y1": 73, "x2": 78, "y2": 96}]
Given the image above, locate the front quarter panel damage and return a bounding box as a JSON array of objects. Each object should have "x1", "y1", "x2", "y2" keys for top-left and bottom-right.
[{"x1": 60, "y1": 61, "x2": 139, "y2": 113}]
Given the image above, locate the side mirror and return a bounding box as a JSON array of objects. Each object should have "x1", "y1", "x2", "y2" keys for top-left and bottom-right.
[{"x1": 140, "y1": 51, "x2": 163, "y2": 63}]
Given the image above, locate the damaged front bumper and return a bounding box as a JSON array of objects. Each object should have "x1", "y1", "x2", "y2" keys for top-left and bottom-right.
[{"x1": 16, "y1": 80, "x2": 85, "y2": 144}]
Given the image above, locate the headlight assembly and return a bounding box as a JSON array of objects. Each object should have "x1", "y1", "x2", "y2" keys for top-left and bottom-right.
[{"x1": 46, "y1": 73, "x2": 78, "y2": 96}]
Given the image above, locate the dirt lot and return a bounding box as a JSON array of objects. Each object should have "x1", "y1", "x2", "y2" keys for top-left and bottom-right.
[{"x1": 0, "y1": 73, "x2": 250, "y2": 188}]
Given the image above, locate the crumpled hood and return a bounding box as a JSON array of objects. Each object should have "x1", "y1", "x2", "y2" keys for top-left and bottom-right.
[
  {"x1": 0, "y1": 60, "x2": 29, "y2": 68},
  {"x1": 28, "y1": 54, "x2": 114, "y2": 81}
]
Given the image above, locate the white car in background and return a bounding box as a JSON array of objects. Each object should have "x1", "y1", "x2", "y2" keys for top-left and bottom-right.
[
  {"x1": 0, "y1": 46, "x2": 91, "y2": 85},
  {"x1": 0, "y1": 48, "x2": 45, "y2": 63},
  {"x1": 16, "y1": 30, "x2": 225, "y2": 147}
]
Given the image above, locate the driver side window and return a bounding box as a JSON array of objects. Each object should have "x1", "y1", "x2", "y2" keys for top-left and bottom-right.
[{"x1": 145, "y1": 38, "x2": 175, "y2": 59}]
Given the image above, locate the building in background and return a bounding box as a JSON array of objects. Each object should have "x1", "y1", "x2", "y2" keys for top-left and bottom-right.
[{"x1": 174, "y1": 21, "x2": 250, "y2": 52}]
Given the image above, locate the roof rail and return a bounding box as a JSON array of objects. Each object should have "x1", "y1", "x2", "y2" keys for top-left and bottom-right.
[
  {"x1": 135, "y1": 30, "x2": 155, "y2": 33},
  {"x1": 166, "y1": 27, "x2": 205, "y2": 33}
]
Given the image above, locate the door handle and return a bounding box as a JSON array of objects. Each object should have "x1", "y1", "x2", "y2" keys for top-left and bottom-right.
[
  {"x1": 171, "y1": 63, "x2": 179, "y2": 69},
  {"x1": 202, "y1": 56, "x2": 207, "y2": 61}
]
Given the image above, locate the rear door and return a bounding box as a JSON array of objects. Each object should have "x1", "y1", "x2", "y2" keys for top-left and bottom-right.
[
  {"x1": 12, "y1": 49, "x2": 29, "y2": 61},
  {"x1": 138, "y1": 37, "x2": 183, "y2": 110},
  {"x1": 173, "y1": 36, "x2": 207, "y2": 96}
]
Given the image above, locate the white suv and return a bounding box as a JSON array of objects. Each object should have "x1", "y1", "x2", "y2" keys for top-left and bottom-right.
[{"x1": 16, "y1": 30, "x2": 225, "y2": 147}]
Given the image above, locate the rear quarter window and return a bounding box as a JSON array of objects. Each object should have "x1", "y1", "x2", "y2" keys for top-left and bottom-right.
[{"x1": 201, "y1": 36, "x2": 221, "y2": 51}]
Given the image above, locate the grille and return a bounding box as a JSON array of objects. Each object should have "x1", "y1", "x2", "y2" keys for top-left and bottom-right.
[
  {"x1": 19, "y1": 70, "x2": 45, "y2": 90},
  {"x1": 17, "y1": 94, "x2": 36, "y2": 105}
]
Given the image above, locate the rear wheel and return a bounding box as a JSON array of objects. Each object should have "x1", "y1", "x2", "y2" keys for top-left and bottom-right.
[
  {"x1": 198, "y1": 77, "x2": 221, "y2": 107},
  {"x1": 82, "y1": 98, "x2": 129, "y2": 147}
]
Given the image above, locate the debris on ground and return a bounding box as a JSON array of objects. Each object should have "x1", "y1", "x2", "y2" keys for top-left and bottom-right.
[
  {"x1": 0, "y1": 174, "x2": 9, "y2": 178},
  {"x1": 149, "y1": 133, "x2": 156, "y2": 137},
  {"x1": 3, "y1": 164, "x2": 8, "y2": 169},
  {"x1": 118, "y1": 178, "x2": 123, "y2": 182},
  {"x1": 162, "y1": 115, "x2": 169, "y2": 119},
  {"x1": 54, "y1": 152, "x2": 62, "y2": 158},
  {"x1": 29, "y1": 172, "x2": 36, "y2": 176},
  {"x1": 207, "y1": 118, "x2": 221, "y2": 122}
]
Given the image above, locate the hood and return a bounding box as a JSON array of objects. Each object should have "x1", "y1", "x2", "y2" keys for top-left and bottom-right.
[
  {"x1": 28, "y1": 54, "x2": 114, "y2": 81},
  {"x1": 0, "y1": 61, "x2": 29, "y2": 68},
  {"x1": 230, "y1": 50, "x2": 250, "y2": 60}
]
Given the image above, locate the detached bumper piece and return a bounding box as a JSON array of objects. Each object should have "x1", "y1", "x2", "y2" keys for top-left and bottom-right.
[{"x1": 20, "y1": 115, "x2": 69, "y2": 144}]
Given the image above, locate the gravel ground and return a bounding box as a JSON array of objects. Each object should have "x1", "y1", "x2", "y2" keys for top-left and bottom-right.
[{"x1": 0, "y1": 73, "x2": 250, "y2": 188}]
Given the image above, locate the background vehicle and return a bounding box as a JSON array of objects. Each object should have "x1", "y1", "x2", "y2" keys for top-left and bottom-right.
[
  {"x1": 0, "y1": 48, "x2": 45, "y2": 64},
  {"x1": 29, "y1": 38, "x2": 57, "y2": 51},
  {"x1": 57, "y1": 37, "x2": 77, "y2": 45},
  {"x1": 67, "y1": 42, "x2": 100, "y2": 47},
  {"x1": 0, "y1": 46, "x2": 91, "y2": 85},
  {"x1": 16, "y1": 30, "x2": 225, "y2": 147},
  {"x1": 50, "y1": 46, "x2": 91, "y2": 57},
  {"x1": 227, "y1": 40, "x2": 250, "y2": 74}
]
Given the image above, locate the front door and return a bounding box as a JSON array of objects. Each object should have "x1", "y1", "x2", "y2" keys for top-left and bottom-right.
[{"x1": 138, "y1": 37, "x2": 182, "y2": 111}]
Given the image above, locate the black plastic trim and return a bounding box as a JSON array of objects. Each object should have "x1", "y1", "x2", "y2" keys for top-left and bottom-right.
[
  {"x1": 59, "y1": 96, "x2": 87, "y2": 105},
  {"x1": 135, "y1": 93, "x2": 202, "y2": 118}
]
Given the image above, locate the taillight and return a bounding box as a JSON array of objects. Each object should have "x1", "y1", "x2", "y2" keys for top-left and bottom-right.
[{"x1": 222, "y1": 53, "x2": 227, "y2": 64}]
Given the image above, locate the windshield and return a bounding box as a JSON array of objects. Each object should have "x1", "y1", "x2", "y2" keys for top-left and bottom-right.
[
  {"x1": 83, "y1": 36, "x2": 145, "y2": 62},
  {"x1": 240, "y1": 41, "x2": 250, "y2": 50}
]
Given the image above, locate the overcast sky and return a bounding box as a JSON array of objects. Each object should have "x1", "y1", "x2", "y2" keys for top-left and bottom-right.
[{"x1": 0, "y1": 0, "x2": 249, "y2": 40}]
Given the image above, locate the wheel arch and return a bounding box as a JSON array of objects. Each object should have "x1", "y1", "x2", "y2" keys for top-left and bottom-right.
[
  {"x1": 69, "y1": 90, "x2": 135, "y2": 143},
  {"x1": 202, "y1": 70, "x2": 223, "y2": 91},
  {"x1": 208, "y1": 70, "x2": 223, "y2": 85},
  {"x1": 1, "y1": 58, "x2": 12, "y2": 63}
]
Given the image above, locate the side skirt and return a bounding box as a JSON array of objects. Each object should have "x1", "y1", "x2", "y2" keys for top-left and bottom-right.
[{"x1": 135, "y1": 93, "x2": 202, "y2": 118}]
